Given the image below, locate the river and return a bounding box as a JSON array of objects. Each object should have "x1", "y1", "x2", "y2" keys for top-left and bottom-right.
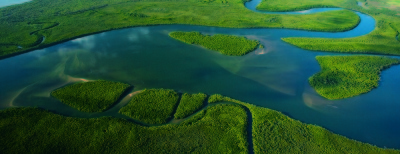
[{"x1": 1, "y1": 0, "x2": 399, "y2": 149}]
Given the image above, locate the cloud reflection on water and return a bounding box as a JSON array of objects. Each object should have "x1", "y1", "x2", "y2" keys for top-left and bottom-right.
[
  {"x1": 72, "y1": 35, "x2": 96, "y2": 50},
  {"x1": 128, "y1": 27, "x2": 150, "y2": 42}
]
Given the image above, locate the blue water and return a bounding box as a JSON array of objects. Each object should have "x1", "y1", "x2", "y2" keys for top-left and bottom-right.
[
  {"x1": 0, "y1": 0, "x2": 30, "y2": 8},
  {"x1": 1, "y1": 0, "x2": 399, "y2": 149}
]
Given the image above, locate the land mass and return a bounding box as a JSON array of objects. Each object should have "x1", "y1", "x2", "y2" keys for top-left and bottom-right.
[
  {"x1": 51, "y1": 80, "x2": 131, "y2": 112},
  {"x1": 169, "y1": 31, "x2": 260, "y2": 56},
  {"x1": 0, "y1": 86, "x2": 398, "y2": 153},
  {"x1": 0, "y1": 0, "x2": 360, "y2": 59},
  {"x1": 309, "y1": 55, "x2": 400, "y2": 99},
  {"x1": 260, "y1": 0, "x2": 400, "y2": 55}
]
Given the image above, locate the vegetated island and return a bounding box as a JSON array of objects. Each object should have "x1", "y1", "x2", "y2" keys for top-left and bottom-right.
[
  {"x1": 1, "y1": 88, "x2": 399, "y2": 153},
  {"x1": 0, "y1": 0, "x2": 360, "y2": 59},
  {"x1": 119, "y1": 89, "x2": 180, "y2": 124},
  {"x1": 267, "y1": 0, "x2": 400, "y2": 55},
  {"x1": 309, "y1": 55, "x2": 400, "y2": 100},
  {"x1": 169, "y1": 31, "x2": 260, "y2": 56},
  {"x1": 51, "y1": 80, "x2": 131, "y2": 112},
  {"x1": 174, "y1": 93, "x2": 207, "y2": 119}
]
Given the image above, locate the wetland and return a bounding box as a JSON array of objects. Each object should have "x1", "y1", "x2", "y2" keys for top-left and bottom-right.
[{"x1": 1, "y1": 0, "x2": 400, "y2": 152}]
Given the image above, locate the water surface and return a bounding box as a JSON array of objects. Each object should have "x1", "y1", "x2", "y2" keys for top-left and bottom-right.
[
  {"x1": 0, "y1": 0, "x2": 399, "y2": 150},
  {"x1": 0, "y1": 0, "x2": 30, "y2": 8}
]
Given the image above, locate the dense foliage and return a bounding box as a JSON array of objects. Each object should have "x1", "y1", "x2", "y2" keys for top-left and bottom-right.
[
  {"x1": 1, "y1": 87, "x2": 399, "y2": 153},
  {"x1": 256, "y1": 0, "x2": 344, "y2": 11},
  {"x1": 174, "y1": 93, "x2": 207, "y2": 119},
  {"x1": 51, "y1": 80, "x2": 131, "y2": 112},
  {"x1": 119, "y1": 89, "x2": 179, "y2": 124},
  {"x1": 275, "y1": 0, "x2": 400, "y2": 55},
  {"x1": 169, "y1": 31, "x2": 259, "y2": 56},
  {"x1": 309, "y1": 56, "x2": 400, "y2": 99},
  {"x1": 208, "y1": 94, "x2": 235, "y2": 103},
  {"x1": 0, "y1": 105, "x2": 248, "y2": 153},
  {"x1": 0, "y1": 0, "x2": 360, "y2": 58},
  {"x1": 208, "y1": 94, "x2": 400, "y2": 153}
]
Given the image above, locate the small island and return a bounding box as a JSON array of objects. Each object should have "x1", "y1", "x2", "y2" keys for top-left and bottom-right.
[
  {"x1": 309, "y1": 55, "x2": 400, "y2": 99},
  {"x1": 51, "y1": 80, "x2": 131, "y2": 112},
  {"x1": 169, "y1": 31, "x2": 260, "y2": 56}
]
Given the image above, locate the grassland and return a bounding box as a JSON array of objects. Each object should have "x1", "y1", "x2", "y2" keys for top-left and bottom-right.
[
  {"x1": 0, "y1": 0, "x2": 360, "y2": 59},
  {"x1": 0, "y1": 105, "x2": 248, "y2": 153},
  {"x1": 170, "y1": 31, "x2": 260, "y2": 56},
  {"x1": 174, "y1": 93, "x2": 207, "y2": 119},
  {"x1": 51, "y1": 80, "x2": 131, "y2": 112},
  {"x1": 265, "y1": 0, "x2": 400, "y2": 55},
  {"x1": 309, "y1": 56, "x2": 400, "y2": 99},
  {"x1": 119, "y1": 89, "x2": 180, "y2": 124},
  {"x1": 208, "y1": 94, "x2": 400, "y2": 153}
]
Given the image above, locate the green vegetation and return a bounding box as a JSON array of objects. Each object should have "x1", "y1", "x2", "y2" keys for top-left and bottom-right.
[
  {"x1": 309, "y1": 56, "x2": 400, "y2": 99},
  {"x1": 256, "y1": 0, "x2": 345, "y2": 11},
  {"x1": 208, "y1": 94, "x2": 400, "y2": 153},
  {"x1": 0, "y1": 0, "x2": 360, "y2": 58},
  {"x1": 1, "y1": 88, "x2": 399, "y2": 153},
  {"x1": 282, "y1": 15, "x2": 400, "y2": 55},
  {"x1": 0, "y1": 105, "x2": 248, "y2": 153},
  {"x1": 51, "y1": 80, "x2": 131, "y2": 112},
  {"x1": 174, "y1": 93, "x2": 207, "y2": 119},
  {"x1": 119, "y1": 89, "x2": 179, "y2": 124},
  {"x1": 208, "y1": 93, "x2": 235, "y2": 103},
  {"x1": 169, "y1": 32, "x2": 259, "y2": 56},
  {"x1": 263, "y1": 0, "x2": 400, "y2": 55}
]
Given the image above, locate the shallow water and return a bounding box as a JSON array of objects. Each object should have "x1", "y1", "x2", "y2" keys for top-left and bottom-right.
[
  {"x1": 1, "y1": 0, "x2": 400, "y2": 149},
  {"x1": 0, "y1": 0, "x2": 30, "y2": 8}
]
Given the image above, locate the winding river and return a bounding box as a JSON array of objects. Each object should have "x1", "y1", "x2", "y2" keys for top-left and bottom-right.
[{"x1": 1, "y1": 0, "x2": 400, "y2": 149}]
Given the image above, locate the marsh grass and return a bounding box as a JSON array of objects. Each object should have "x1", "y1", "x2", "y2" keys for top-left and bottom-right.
[
  {"x1": 174, "y1": 93, "x2": 207, "y2": 119},
  {"x1": 51, "y1": 80, "x2": 131, "y2": 112},
  {"x1": 169, "y1": 31, "x2": 260, "y2": 56},
  {"x1": 309, "y1": 55, "x2": 400, "y2": 99},
  {"x1": 118, "y1": 89, "x2": 180, "y2": 124}
]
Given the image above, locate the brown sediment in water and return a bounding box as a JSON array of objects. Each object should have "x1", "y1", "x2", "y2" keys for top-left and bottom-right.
[
  {"x1": 302, "y1": 90, "x2": 337, "y2": 111},
  {"x1": 117, "y1": 90, "x2": 143, "y2": 108},
  {"x1": 7, "y1": 82, "x2": 38, "y2": 107}
]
